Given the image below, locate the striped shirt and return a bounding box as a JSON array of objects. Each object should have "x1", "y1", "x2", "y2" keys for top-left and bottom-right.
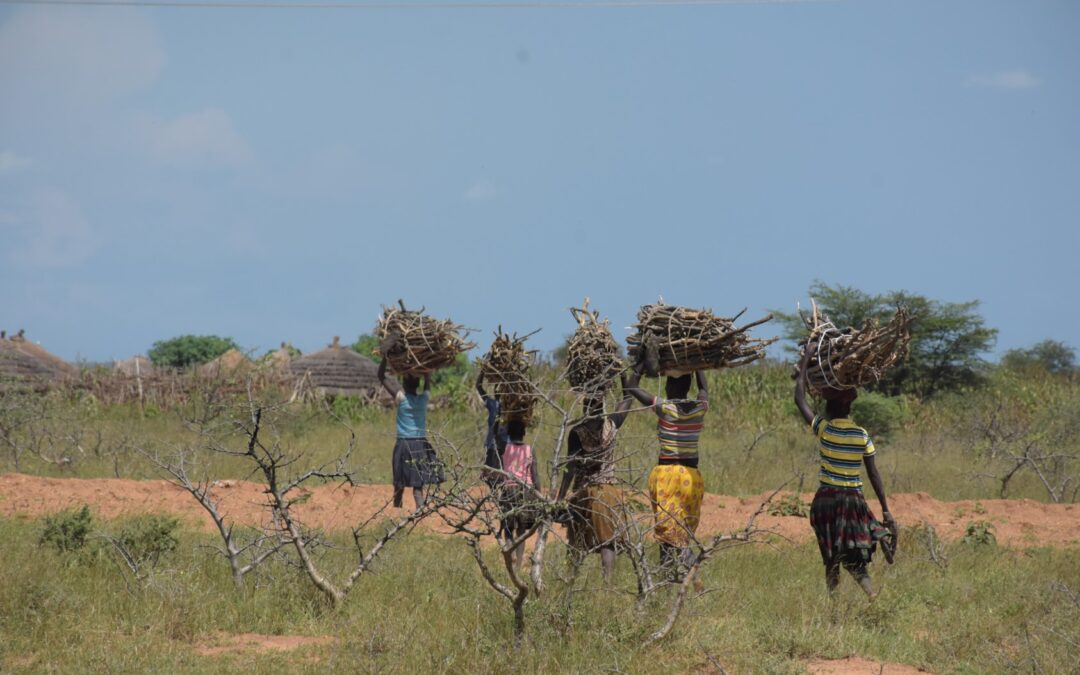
[
  {"x1": 654, "y1": 397, "x2": 708, "y2": 460},
  {"x1": 812, "y1": 415, "x2": 875, "y2": 489}
]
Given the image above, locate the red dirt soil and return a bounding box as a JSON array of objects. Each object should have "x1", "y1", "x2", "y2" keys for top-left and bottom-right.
[
  {"x1": 194, "y1": 632, "x2": 334, "y2": 657},
  {"x1": 1, "y1": 473, "x2": 1077, "y2": 548},
  {"x1": 805, "y1": 657, "x2": 929, "y2": 674}
]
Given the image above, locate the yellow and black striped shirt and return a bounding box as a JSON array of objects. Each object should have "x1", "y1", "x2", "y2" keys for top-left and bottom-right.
[{"x1": 811, "y1": 415, "x2": 875, "y2": 489}]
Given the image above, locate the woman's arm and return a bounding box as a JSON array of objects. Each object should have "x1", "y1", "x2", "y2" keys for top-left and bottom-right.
[
  {"x1": 377, "y1": 358, "x2": 397, "y2": 398},
  {"x1": 476, "y1": 371, "x2": 488, "y2": 399},
  {"x1": 864, "y1": 454, "x2": 895, "y2": 529},
  {"x1": 609, "y1": 371, "x2": 636, "y2": 428},
  {"x1": 555, "y1": 430, "x2": 581, "y2": 501},
  {"x1": 794, "y1": 346, "x2": 815, "y2": 425},
  {"x1": 695, "y1": 370, "x2": 709, "y2": 404},
  {"x1": 530, "y1": 455, "x2": 541, "y2": 490},
  {"x1": 623, "y1": 364, "x2": 655, "y2": 408},
  {"x1": 422, "y1": 373, "x2": 431, "y2": 393}
]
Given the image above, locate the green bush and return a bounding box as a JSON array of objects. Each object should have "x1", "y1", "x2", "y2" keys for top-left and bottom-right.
[
  {"x1": 114, "y1": 514, "x2": 179, "y2": 568},
  {"x1": 39, "y1": 505, "x2": 93, "y2": 554},
  {"x1": 147, "y1": 335, "x2": 240, "y2": 369},
  {"x1": 962, "y1": 520, "x2": 997, "y2": 547},
  {"x1": 851, "y1": 391, "x2": 907, "y2": 439}
]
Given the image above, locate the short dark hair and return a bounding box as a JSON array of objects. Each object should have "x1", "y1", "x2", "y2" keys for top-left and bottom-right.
[
  {"x1": 665, "y1": 374, "x2": 692, "y2": 399},
  {"x1": 507, "y1": 419, "x2": 526, "y2": 440}
]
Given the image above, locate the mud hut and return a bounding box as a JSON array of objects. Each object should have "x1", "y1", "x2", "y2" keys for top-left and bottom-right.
[
  {"x1": 0, "y1": 330, "x2": 78, "y2": 382},
  {"x1": 200, "y1": 348, "x2": 252, "y2": 377},
  {"x1": 289, "y1": 336, "x2": 393, "y2": 399},
  {"x1": 114, "y1": 355, "x2": 154, "y2": 377}
]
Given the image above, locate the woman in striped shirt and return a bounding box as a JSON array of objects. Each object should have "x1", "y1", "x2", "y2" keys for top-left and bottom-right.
[
  {"x1": 625, "y1": 365, "x2": 709, "y2": 580},
  {"x1": 795, "y1": 349, "x2": 897, "y2": 599}
]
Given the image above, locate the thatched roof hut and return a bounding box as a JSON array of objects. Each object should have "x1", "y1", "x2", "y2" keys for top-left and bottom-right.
[
  {"x1": 261, "y1": 342, "x2": 294, "y2": 372},
  {"x1": 114, "y1": 355, "x2": 154, "y2": 377},
  {"x1": 200, "y1": 348, "x2": 252, "y2": 377},
  {"x1": 289, "y1": 336, "x2": 393, "y2": 398},
  {"x1": 0, "y1": 330, "x2": 78, "y2": 382}
]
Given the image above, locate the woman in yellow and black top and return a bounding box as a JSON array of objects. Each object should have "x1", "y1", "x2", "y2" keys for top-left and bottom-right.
[
  {"x1": 625, "y1": 365, "x2": 709, "y2": 580},
  {"x1": 794, "y1": 349, "x2": 897, "y2": 599}
]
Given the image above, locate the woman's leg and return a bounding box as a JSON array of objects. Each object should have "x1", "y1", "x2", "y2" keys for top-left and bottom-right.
[
  {"x1": 843, "y1": 559, "x2": 876, "y2": 599},
  {"x1": 412, "y1": 486, "x2": 425, "y2": 510},
  {"x1": 825, "y1": 560, "x2": 841, "y2": 593},
  {"x1": 600, "y1": 545, "x2": 616, "y2": 581},
  {"x1": 392, "y1": 485, "x2": 404, "y2": 508}
]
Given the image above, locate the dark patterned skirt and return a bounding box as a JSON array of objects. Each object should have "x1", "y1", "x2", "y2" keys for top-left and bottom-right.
[
  {"x1": 496, "y1": 483, "x2": 541, "y2": 534},
  {"x1": 810, "y1": 486, "x2": 891, "y2": 568},
  {"x1": 392, "y1": 437, "x2": 444, "y2": 488}
]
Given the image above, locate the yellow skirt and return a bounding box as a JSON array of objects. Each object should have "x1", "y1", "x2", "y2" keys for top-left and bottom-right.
[{"x1": 648, "y1": 464, "x2": 705, "y2": 547}]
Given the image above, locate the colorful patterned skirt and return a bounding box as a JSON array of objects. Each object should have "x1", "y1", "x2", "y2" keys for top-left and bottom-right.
[
  {"x1": 809, "y1": 486, "x2": 890, "y2": 568},
  {"x1": 648, "y1": 464, "x2": 705, "y2": 547}
]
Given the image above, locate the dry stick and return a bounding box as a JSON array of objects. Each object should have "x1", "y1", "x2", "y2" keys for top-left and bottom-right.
[
  {"x1": 643, "y1": 481, "x2": 788, "y2": 646},
  {"x1": 628, "y1": 302, "x2": 776, "y2": 374},
  {"x1": 142, "y1": 447, "x2": 284, "y2": 589}
]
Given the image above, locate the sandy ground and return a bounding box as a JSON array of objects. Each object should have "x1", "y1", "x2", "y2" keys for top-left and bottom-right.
[
  {"x1": 1, "y1": 473, "x2": 1078, "y2": 548},
  {"x1": 804, "y1": 657, "x2": 929, "y2": 674}
]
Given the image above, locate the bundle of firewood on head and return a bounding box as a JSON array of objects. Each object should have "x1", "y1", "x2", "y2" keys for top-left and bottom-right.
[
  {"x1": 626, "y1": 300, "x2": 776, "y2": 376},
  {"x1": 565, "y1": 299, "x2": 624, "y2": 395},
  {"x1": 796, "y1": 299, "x2": 912, "y2": 398},
  {"x1": 374, "y1": 300, "x2": 476, "y2": 377},
  {"x1": 478, "y1": 328, "x2": 539, "y2": 425}
]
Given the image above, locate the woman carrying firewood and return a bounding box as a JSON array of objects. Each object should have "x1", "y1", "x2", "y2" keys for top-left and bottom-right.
[
  {"x1": 555, "y1": 376, "x2": 635, "y2": 581},
  {"x1": 377, "y1": 340, "x2": 444, "y2": 511},
  {"x1": 624, "y1": 365, "x2": 709, "y2": 580},
  {"x1": 476, "y1": 372, "x2": 509, "y2": 489},
  {"x1": 496, "y1": 418, "x2": 541, "y2": 570},
  {"x1": 794, "y1": 348, "x2": 896, "y2": 599}
]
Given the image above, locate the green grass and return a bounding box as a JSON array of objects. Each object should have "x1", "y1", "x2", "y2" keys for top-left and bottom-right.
[
  {"x1": 1, "y1": 515, "x2": 1077, "y2": 673},
  {"x1": 6, "y1": 370, "x2": 1075, "y2": 504}
]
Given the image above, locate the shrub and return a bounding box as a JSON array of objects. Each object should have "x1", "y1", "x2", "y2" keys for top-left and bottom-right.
[
  {"x1": 962, "y1": 520, "x2": 997, "y2": 547},
  {"x1": 148, "y1": 335, "x2": 240, "y2": 369},
  {"x1": 114, "y1": 514, "x2": 179, "y2": 569},
  {"x1": 851, "y1": 391, "x2": 908, "y2": 439},
  {"x1": 39, "y1": 505, "x2": 93, "y2": 553}
]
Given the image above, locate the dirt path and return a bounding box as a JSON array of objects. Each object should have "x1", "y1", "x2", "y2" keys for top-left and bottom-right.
[{"x1": 1, "y1": 473, "x2": 1077, "y2": 548}]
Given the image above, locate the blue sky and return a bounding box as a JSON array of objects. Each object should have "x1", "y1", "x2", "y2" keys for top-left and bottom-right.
[{"x1": 1, "y1": 0, "x2": 1077, "y2": 362}]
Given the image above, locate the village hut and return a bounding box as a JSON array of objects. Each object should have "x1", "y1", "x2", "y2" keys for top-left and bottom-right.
[
  {"x1": 200, "y1": 348, "x2": 252, "y2": 377},
  {"x1": 0, "y1": 330, "x2": 78, "y2": 382},
  {"x1": 289, "y1": 336, "x2": 393, "y2": 399},
  {"x1": 114, "y1": 355, "x2": 154, "y2": 377},
  {"x1": 261, "y1": 342, "x2": 294, "y2": 372}
]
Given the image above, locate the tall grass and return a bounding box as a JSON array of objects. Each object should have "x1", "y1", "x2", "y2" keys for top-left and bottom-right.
[
  {"x1": 1, "y1": 516, "x2": 1077, "y2": 673},
  {"x1": 3, "y1": 363, "x2": 1078, "y2": 503}
]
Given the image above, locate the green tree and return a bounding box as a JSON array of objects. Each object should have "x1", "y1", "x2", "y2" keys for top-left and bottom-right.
[
  {"x1": 351, "y1": 334, "x2": 379, "y2": 360},
  {"x1": 776, "y1": 281, "x2": 998, "y2": 398},
  {"x1": 1002, "y1": 339, "x2": 1076, "y2": 375},
  {"x1": 147, "y1": 335, "x2": 240, "y2": 369}
]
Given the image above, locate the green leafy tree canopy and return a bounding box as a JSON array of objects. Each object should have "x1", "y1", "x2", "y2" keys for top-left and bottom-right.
[
  {"x1": 148, "y1": 335, "x2": 240, "y2": 369},
  {"x1": 1002, "y1": 339, "x2": 1076, "y2": 375},
  {"x1": 775, "y1": 281, "x2": 998, "y2": 398}
]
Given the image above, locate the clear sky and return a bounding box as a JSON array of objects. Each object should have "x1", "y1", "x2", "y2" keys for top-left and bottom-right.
[{"x1": 1, "y1": 0, "x2": 1077, "y2": 362}]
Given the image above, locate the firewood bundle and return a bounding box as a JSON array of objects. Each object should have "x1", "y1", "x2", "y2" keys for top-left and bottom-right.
[
  {"x1": 478, "y1": 328, "x2": 538, "y2": 424},
  {"x1": 627, "y1": 301, "x2": 776, "y2": 376},
  {"x1": 374, "y1": 301, "x2": 475, "y2": 376},
  {"x1": 797, "y1": 300, "x2": 912, "y2": 395},
  {"x1": 565, "y1": 300, "x2": 624, "y2": 394}
]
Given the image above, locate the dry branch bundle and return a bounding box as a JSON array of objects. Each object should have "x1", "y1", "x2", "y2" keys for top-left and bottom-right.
[
  {"x1": 797, "y1": 299, "x2": 912, "y2": 395},
  {"x1": 627, "y1": 301, "x2": 776, "y2": 375},
  {"x1": 565, "y1": 300, "x2": 624, "y2": 394},
  {"x1": 374, "y1": 301, "x2": 475, "y2": 376},
  {"x1": 478, "y1": 328, "x2": 538, "y2": 424}
]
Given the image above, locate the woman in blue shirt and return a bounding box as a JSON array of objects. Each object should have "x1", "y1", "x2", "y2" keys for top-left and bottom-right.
[{"x1": 378, "y1": 355, "x2": 444, "y2": 510}]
